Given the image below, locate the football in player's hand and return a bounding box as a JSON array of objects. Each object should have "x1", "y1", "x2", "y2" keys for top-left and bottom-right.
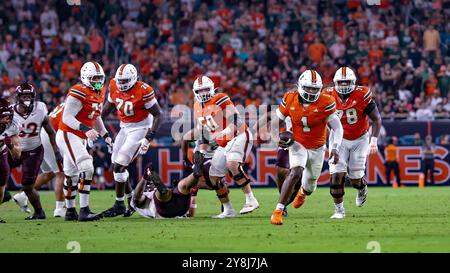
[{"x1": 279, "y1": 131, "x2": 294, "y2": 149}]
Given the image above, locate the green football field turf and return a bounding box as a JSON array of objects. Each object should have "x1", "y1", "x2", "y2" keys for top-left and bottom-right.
[{"x1": 1, "y1": 187, "x2": 449, "y2": 253}]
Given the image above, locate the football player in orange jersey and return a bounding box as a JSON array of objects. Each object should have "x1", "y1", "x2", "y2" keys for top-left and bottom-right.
[
  {"x1": 100, "y1": 64, "x2": 163, "y2": 218},
  {"x1": 325, "y1": 67, "x2": 381, "y2": 219},
  {"x1": 193, "y1": 75, "x2": 259, "y2": 217},
  {"x1": 258, "y1": 70, "x2": 343, "y2": 225},
  {"x1": 55, "y1": 61, "x2": 113, "y2": 221}
]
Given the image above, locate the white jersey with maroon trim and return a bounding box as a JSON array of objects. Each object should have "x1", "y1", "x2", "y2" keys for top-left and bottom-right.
[
  {"x1": 14, "y1": 102, "x2": 48, "y2": 152},
  {"x1": 0, "y1": 116, "x2": 20, "y2": 151}
]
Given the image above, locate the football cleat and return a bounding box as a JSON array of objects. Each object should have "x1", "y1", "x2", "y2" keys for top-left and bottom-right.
[
  {"x1": 193, "y1": 151, "x2": 205, "y2": 178},
  {"x1": 212, "y1": 209, "x2": 237, "y2": 219},
  {"x1": 330, "y1": 208, "x2": 346, "y2": 219},
  {"x1": 79, "y1": 207, "x2": 101, "y2": 222},
  {"x1": 25, "y1": 210, "x2": 46, "y2": 220},
  {"x1": 0, "y1": 217, "x2": 6, "y2": 223},
  {"x1": 239, "y1": 199, "x2": 259, "y2": 214},
  {"x1": 356, "y1": 185, "x2": 368, "y2": 207},
  {"x1": 270, "y1": 209, "x2": 283, "y2": 225},
  {"x1": 2, "y1": 190, "x2": 12, "y2": 203},
  {"x1": 13, "y1": 192, "x2": 32, "y2": 213},
  {"x1": 293, "y1": 189, "x2": 306, "y2": 209},
  {"x1": 101, "y1": 201, "x2": 126, "y2": 218},
  {"x1": 65, "y1": 208, "x2": 79, "y2": 221},
  {"x1": 123, "y1": 206, "x2": 136, "y2": 217},
  {"x1": 53, "y1": 208, "x2": 66, "y2": 218}
]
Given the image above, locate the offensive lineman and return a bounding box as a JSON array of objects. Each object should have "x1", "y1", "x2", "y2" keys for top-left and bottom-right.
[
  {"x1": 325, "y1": 67, "x2": 382, "y2": 219},
  {"x1": 56, "y1": 61, "x2": 113, "y2": 221},
  {"x1": 100, "y1": 63, "x2": 163, "y2": 217}
]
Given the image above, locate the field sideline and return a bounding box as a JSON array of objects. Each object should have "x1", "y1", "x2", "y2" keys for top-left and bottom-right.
[{"x1": 1, "y1": 187, "x2": 449, "y2": 253}]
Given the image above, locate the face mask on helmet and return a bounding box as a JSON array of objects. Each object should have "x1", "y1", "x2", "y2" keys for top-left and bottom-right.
[
  {"x1": 0, "y1": 111, "x2": 13, "y2": 134},
  {"x1": 116, "y1": 77, "x2": 133, "y2": 91},
  {"x1": 194, "y1": 87, "x2": 214, "y2": 102},
  {"x1": 89, "y1": 75, "x2": 105, "y2": 91},
  {"x1": 300, "y1": 85, "x2": 321, "y2": 102},
  {"x1": 335, "y1": 80, "x2": 355, "y2": 94},
  {"x1": 18, "y1": 93, "x2": 35, "y2": 110}
]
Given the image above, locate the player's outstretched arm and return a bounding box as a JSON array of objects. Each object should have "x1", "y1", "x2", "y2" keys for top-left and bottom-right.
[{"x1": 132, "y1": 177, "x2": 147, "y2": 208}]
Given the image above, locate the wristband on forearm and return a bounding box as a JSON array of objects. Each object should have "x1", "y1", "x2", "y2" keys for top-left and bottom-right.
[
  {"x1": 102, "y1": 132, "x2": 110, "y2": 139},
  {"x1": 145, "y1": 131, "x2": 156, "y2": 141},
  {"x1": 79, "y1": 124, "x2": 91, "y2": 133}
]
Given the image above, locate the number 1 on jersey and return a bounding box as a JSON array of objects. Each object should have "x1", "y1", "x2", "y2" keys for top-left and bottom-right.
[{"x1": 302, "y1": 116, "x2": 310, "y2": 132}]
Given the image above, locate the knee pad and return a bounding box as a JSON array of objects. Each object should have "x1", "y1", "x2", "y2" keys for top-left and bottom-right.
[
  {"x1": 216, "y1": 186, "x2": 230, "y2": 199},
  {"x1": 113, "y1": 170, "x2": 129, "y2": 183},
  {"x1": 232, "y1": 164, "x2": 249, "y2": 182},
  {"x1": 78, "y1": 158, "x2": 94, "y2": 180},
  {"x1": 330, "y1": 175, "x2": 345, "y2": 198}
]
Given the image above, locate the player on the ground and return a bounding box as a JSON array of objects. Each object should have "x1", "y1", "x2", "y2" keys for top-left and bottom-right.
[
  {"x1": 131, "y1": 151, "x2": 205, "y2": 219},
  {"x1": 181, "y1": 129, "x2": 237, "y2": 218},
  {"x1": 325, "y1": 67, "x2": 382, "y2": 219},
  {"x1": 56, "y1": 61, "x2": 112, "y2": 221},
  {"x1": 100, "y1": 64, "x2": 163, "y2": 218},
  {"x1": 13, "y1": 103, "x2": 66, "y2": 217},
  {"x1": 193, "y1": 75, "x2": 259, "y2": 216},
  {"x1": 257, "y1": 70, "x2": 343, "y2": 225},
  {"x1": 9, "y1": 83, "x2": 63, "y2": 220},
  {"x1": 0, "y1": 98, "x2": 21, "y2": 223}
]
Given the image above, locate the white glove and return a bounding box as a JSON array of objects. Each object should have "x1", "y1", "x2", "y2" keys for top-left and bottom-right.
[
  {"x1": 85, "y1": 129, "x2": 100, "y2": 141},
  {"x1": 210, "y1": 127, "x2": 232, "y2": 140},
  {"x1": 138, "y1": 138, "x2": 150, "y2": 155},
  {"x1": 368, "y1": 137, "x2": 378, "y2": 155},
  {"x1": 104, "y1": 136, "x2": 114, "y2": 154}
]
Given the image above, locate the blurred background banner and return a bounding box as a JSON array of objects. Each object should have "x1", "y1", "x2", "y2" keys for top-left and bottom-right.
[{"x1": 7, "y1": 120, "x2": 450, "y2": 190}]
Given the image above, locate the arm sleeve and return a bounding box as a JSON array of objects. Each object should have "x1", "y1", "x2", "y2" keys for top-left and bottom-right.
[
  {"x1": 143, "y1": 86, "x2": 157, "y2": 109},
  {"x1": 94, "y1": 116, "x2": 108, "y2": 136},
  {"x1": 327, "y1": 113, "x2": 343, "y2": 149},
  {"x1": 62, "y1": 96, "x2": 83, "y2": 130},
  {"x1": 276, "y1": 93, "x2": 290, "y2": 120}
]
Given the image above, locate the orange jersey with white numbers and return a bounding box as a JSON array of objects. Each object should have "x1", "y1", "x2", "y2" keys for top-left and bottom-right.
[
  {"x1": 59, "y1": 84, "x2": 106, "y2": 139},
  {"x1": 325, "y1": 86, "x2": 373, "y2": 140},
  {"x1": 48, "y1": 103, "x2": 65, "y2": 130},
  {"x1": 193, "y1": 93, "x2": 247, "y2": 147},
  {"x1": 108, "y1": 80, "x2": 156, "y2": 123},
  {"x1": 277, "y1": 90, "x2": 336, "y2": 149}
]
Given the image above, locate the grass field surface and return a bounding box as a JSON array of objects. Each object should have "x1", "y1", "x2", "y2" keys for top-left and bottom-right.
[{"x1": 1, "y1": 187, "x2": 449, "y2": 253}]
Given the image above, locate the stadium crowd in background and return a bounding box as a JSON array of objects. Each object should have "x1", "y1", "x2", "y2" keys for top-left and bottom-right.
[{"x1": 0, "y1": 0, "x2": 449, "y2": 124}]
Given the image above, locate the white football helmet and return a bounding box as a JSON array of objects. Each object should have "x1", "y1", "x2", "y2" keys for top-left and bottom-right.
[
  {"x1": 115, "y1": 64, "x2": 138, "y2": 91},
  {"x1": 80, "y1": 61, "x2": 105, "y2": 91},
  {"x1": 193, "y1": 75, "x2": 216, "y2": 102},
  {"x1": 297, "y1": 69, "x2": 323, "y2": 103},
  {"x1": 333, "y1": 67, "x2": 356, "y2": 94}
]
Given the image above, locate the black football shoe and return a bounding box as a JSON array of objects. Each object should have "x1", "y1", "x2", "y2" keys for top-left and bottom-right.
[
  {"x1": 193, "y1": 151, "x2": 205, "y2": 178},
  {"x1": 2, "y1": 190, "x2": 12, "y2": 203},
  {"x1": 25, "y1": 209, "x2": 46, "y2": 220},
  {"x1": 0, "y1": 217, "x2": 5, "y2": 223},
  {"x1": 123, "y1": 206, "x2": 136, "y2": 217},
  {"x1": 101, "y1": 201, "x2": 126, "y2": 218},
  {"x1": 65, "y1": 208, "x2": 79, "y2": 221},
  {"x1": 78, "y1": 206, "x2": 101, "y2": 222}
]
